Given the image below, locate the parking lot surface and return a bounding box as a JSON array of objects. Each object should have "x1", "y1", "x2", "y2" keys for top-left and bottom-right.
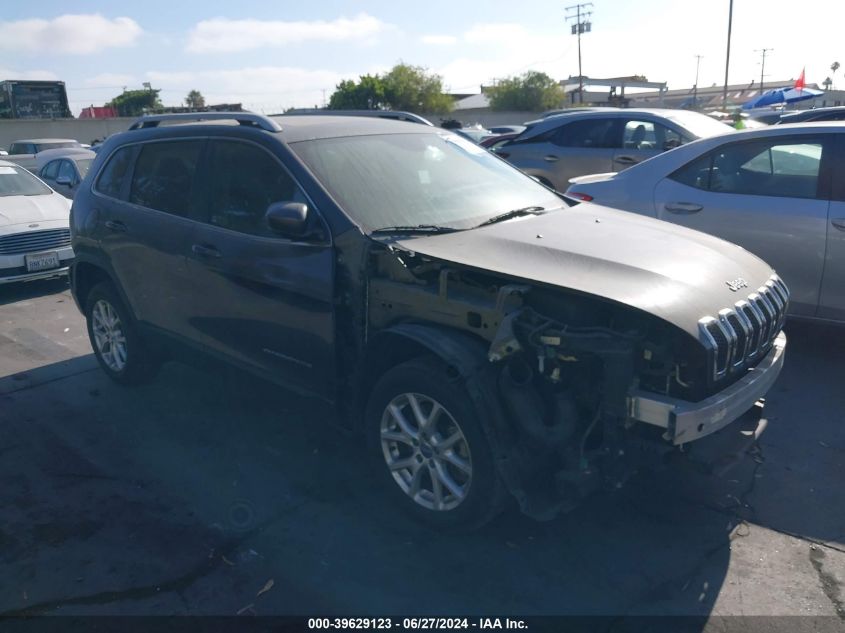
[{"x1": 1, "y1": 278, "x2": 844, "y2": 626}]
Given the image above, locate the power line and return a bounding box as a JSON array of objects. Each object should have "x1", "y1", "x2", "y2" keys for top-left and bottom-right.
[{"x1": 565, "y1": 2, "x2": 594, "y2": 104}]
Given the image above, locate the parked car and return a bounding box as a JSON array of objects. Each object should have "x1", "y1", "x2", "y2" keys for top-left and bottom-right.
[
  {"x1": 37, "y1": 149, "x2": 97, "y2": 199},
  {"x1": 279, "y1": 109, "x2": 433, "y2": 126},
  {"x1": 487, "y1": 125, "x2": 526, "y2": 135},
  {"x1": 452, "y1": 127, "x2": 493, "y2": 144},
  {"x1": 70, "y1": 112, "x2": 787, "y2": 528},
  {"x1": 496, "y1": 109, "x2": 732, "y2": 190},
  {"x1": 777, "y1": 106, "x2": 845, "y2": 124},
  {"x1": 480, "y1": 132, "x2": 520, "y2": 150},
  {"x1": 565, "y1": 122, "x2": 845, "y2": 321},
  {"x1": 0, "y1": 159, "x2": 74, "y2": 284},
  {"x1": 5, "y1": 138, "x2": 83, "y2": 171}
]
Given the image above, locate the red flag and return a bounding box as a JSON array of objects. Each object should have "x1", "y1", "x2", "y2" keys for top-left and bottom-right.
[{"x1": 795, "y1": 68, "x2": 806, "y2": 90}]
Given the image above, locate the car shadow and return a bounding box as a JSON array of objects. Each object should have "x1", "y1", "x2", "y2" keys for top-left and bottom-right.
[
  {"x1": 3, "y1": 320, "x2": 841, "y2": 618},
  {"x1": 0, "y1": 277, "x2": 69, "y2": 307}
]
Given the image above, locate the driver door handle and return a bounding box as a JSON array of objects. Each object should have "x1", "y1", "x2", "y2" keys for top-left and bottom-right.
[
  {"x1": 543, "y1": 154, "x2": 559, "y2": 162},
  {"x1": 614, "y1": 155, "x2": 639, "y2": 165},
  {"x1": 191, "y1": 243, "x2": 222, "y2": 258},
  {"x1": 104, "y1": 220, "x2": 127, "y2": 232},
  {"x1": 832, "y1": 219, "x2": 845, "y2": 232},
  {"x1": 665, "y1": 202, "x2": 703, "y2": 214}
]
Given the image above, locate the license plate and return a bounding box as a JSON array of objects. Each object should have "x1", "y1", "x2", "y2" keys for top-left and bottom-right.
[{"x1": 25, "y1": 251, "x2": 60, "y2": 272}]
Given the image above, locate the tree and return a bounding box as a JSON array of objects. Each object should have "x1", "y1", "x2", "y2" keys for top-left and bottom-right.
[
  {"x1": 108, "y1": 88, "x2": 162, "y2": 117},
  {"x1": 382, "y1": 63, "x2": 453, "y2": 113},
  {"x1": 823, "y1": 76, "x2": 833, "y2": 91},
  {"x1": 185, "y1": 89, "x2": 206, "y2": 109},
  {"x1": 832, "y1": 62, "x2": 841, "y2": 90},
  {"x1": 328, "y1": 74, "x2": 385, "y2": 110},
  {"x1": 327, "y1": 64, "x2": 452, "y2": 113},
  {"x1": 487, "y1": 71, "x2": 565, "y2": 112}
]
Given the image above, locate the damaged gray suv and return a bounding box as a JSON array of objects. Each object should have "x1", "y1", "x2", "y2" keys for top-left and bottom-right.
[{"x1": 70, "y1": 113, "x2": 788, "y2": 528}]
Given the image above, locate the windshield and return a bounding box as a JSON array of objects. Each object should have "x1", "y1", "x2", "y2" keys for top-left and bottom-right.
[
  {"x1": 77, "y1": 158, "x2": 94, "y2": 177},
  {"x1": 291, "y1": 132, "x2": 562, "y2": 232},
  {"x1": 664, "y1": 111, "x2": 734, "y2": 139},
  {"x1": 34, "y1": 141, "x2": 81, "y2": 153},
  {"x1": 0, "y1": 165, "x2": 52, "y2": 197}
]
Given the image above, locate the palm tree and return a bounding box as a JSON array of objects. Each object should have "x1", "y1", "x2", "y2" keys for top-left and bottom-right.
[
  {"x1": 823, "y1": 76, "x2": 833, "y2": 91},
  {"x1": 832, "y1": 62, "x2": 841, "y2": 90},
  {"x1": 185, "y1": 90, "x2": 206, "y2": 109}
]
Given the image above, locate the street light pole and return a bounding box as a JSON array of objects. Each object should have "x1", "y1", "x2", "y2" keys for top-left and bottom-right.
[
  {"x1": 693, "y1": 54, "x2": 703, "y2": 108},
  {"x1": 722, "y1": 0, "x2": 734, "y2": 108}
]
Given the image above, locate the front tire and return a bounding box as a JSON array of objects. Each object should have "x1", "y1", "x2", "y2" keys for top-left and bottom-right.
[
  {"x1": 85, "y1": 282, "x2": 159, "y2": 385},
  {"x1": 366, "y1": 357, "x2": 503, "y2": 530}
]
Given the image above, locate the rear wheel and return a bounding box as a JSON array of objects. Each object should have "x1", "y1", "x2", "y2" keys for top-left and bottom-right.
[
  {"x1": 366, "y1": 357, "x2": 503, "y2": 529},
  {"x1": 85, "y1": 282, "x2": 160, "y2": 385}
]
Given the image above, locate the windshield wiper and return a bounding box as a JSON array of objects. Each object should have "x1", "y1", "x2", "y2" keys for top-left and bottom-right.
[
  {"x1": 370, "y1": 224, "x2": 461, "y2": 235},
  {"x1": 474, "y1": 206, "x2": 545, "y2": 228}
]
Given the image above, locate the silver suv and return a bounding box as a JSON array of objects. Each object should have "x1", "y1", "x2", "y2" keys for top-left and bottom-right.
[{"x1": 497, "y1": 108, "x2": 731, "y2": 190}]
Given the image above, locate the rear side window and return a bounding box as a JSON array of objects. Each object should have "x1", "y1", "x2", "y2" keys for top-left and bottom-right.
[
  {"x1": 552, "y1": 119, "x2": 617, "y2": 148},
  {"x1": 129, "y1": 141, "x2": 203, "y2": 216},
  {"x1": 670, "y1": 139, "x2": 825, "y2": 199},
  {"x1": 9, "y1": 143, "x2": 36, "y2": 155},
  {"x1": 95, "y1": 146, "x2": 135, "y2": 199},
  {"x1": 42, "y1": 160, "x2": 61, "y2": 180}
]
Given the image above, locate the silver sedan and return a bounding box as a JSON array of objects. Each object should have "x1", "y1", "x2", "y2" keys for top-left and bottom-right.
[{"x1": 564, "y1": 122, "x2": 845, "y2": 322}]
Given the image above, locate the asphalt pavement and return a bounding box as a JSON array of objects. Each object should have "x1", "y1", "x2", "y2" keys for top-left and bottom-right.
[{"x1": 1, "y1": 277, "x2": 844, "y2": 630}]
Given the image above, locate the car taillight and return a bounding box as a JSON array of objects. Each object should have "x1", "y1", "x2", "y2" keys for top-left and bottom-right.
[{"x1": 567, "y1": 191, "x2": 593, "y2": 202}]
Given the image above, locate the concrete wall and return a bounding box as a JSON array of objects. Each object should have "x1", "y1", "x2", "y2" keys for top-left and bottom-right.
[{"x1": 0, "y1": 118, "x2": 133, "y2": 149}]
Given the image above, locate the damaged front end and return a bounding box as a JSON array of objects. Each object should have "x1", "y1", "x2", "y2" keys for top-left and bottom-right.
[{"x1": 366, "y1": 243, "x2": 735, "y2": 519}]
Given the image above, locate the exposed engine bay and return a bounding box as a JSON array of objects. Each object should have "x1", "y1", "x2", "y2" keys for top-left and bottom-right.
[{"x1": 365, "y1": 244, "x2": 716, "y2": 517}]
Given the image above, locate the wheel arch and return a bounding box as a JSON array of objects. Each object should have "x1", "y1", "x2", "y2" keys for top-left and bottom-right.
[{"x1": 71, "y1": 260, "x2": 115, "y2": 313}]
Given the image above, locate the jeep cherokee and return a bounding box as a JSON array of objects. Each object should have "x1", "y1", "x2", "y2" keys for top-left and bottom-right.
[{"x1": 69, "y1": 113, "x2": 788, "y2": 528}]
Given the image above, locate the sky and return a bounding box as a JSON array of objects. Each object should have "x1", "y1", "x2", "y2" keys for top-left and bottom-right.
[{"x1": 3, "y1": 0, "x2": 844, "y2": 115}]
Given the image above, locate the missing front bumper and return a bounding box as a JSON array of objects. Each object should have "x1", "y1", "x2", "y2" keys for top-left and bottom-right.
[{"x1": 628, "y1": 332, "x2": 785, "y2": 445}]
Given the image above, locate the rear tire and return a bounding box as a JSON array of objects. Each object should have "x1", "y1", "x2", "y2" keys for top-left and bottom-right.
[
  {"x1": 366, "y1": 357, "x2": 504, "y2": 530},
  {"x1": 85, "y1": 282, "x2": 160, "y2": 385}
]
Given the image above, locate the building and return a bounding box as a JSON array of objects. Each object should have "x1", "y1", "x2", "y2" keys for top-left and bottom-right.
[
  {"x1": 79, "y1": 106, "x2": 119, "y2": 119},
  {"x1": 0, "y1": 80, "x2": 72, "y2": 119},
  {"x1": 629, "y1": 79, "x2": 845, "y2": 111}
]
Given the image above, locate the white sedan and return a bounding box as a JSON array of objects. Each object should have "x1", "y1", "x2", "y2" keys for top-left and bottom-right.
[
  {"x1": 0, "y1": 160, "x2": 74, "y2": 284},
  {"x1": 564, "y1": 122, "x2": 845, "y2": 323}
]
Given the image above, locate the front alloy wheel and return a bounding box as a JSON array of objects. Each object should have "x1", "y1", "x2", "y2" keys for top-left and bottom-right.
[
  {"x1": 367, "y1": 357, "x2": 503, "y2": 529},
  {"x1": 91, "y1": 299, "x2": 127, "y2": 372},
  {"x1": 380, "y1": 392, "x2": 472, "y2": 511}
]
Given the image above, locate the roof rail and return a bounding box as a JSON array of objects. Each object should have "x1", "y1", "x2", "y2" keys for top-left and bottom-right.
[{"x1": 128, "y1": 112, "x2": 282, "y2": 133}]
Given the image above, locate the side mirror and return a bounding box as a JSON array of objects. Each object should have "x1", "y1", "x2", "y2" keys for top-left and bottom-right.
[
  {"x1": 55, "y1": 175, "x2": 73, "y2": 186},
  {"x1": 266, "y1": 202, "x2": 310, "y2": 238},
  {"x1": 663, "y1": 139, "x2": 682, "y2": 151}
]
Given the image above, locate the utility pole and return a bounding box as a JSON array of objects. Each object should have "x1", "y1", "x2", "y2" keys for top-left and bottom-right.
[
  {"x1": 722, "y1": 0, "x2": 734, "y2": 107},
  {"x1": 755, "y1": 47, "x2": 773, "y2": 93},
  {"x1": 693, "y1": 54, "x2": 703, "y2": 108},
  {"x1": 565, "y1": 3, "x2": 594, "y2": 104}
]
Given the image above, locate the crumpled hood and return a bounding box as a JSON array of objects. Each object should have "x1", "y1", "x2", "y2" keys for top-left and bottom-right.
[
  {"x1": 0, "y1": 193, "x2": 71, "y2": 228},
  {"x1": 394, "y1": 204, "x2": 776, "y2": 338}
]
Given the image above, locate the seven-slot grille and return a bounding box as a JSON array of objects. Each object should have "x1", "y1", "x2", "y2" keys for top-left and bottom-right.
[
  {"x1": 0, "y1": 229, "x2": 71, "y2": 256},
  {"x1": 698, "y1": 274, "x2": 789, "y2": 381}
]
